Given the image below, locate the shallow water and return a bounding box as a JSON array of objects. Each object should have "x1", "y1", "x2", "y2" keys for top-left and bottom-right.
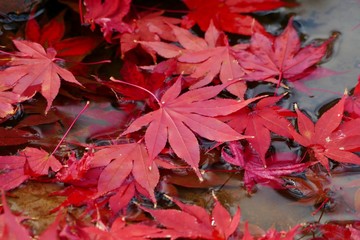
[{"x1": 290, "y1": 0, "x2": 360, "y2": 114}]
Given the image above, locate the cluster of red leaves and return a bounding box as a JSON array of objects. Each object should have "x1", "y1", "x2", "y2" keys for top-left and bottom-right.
[{"x1": 0, "y1": 0, "x2": 360, "y2": 239}]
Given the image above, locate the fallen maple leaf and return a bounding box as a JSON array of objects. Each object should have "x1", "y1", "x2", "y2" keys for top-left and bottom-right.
[
  {"x1": 0, "y1": 191, "x2": 31, "y2": 239},
  {"x1": 235, "y1": 18, "x2": 334, "y2": 87},
  {"x1": 345, "y1": 76, "x2": 360, "y2": 118},
  {"x1": 108, "y1": 180, "x2": 136, "y2": 214},
  {"x1": 0, "y1": 147, "x2": 61, "y2": 190},
  {"x1": 49, "y1": 186, "x2": 99, "y2": 213},
  {"x1": 82, "y1": 0, "x2": 131, "y2": 41},
  {"x1": 211, "y1": 198, "x2": 241, "y2": 239},
  {"x1": 182, "y1": 0, "x2": 296, "y2": 35},
  {"x1": 25, "y1": 11, "x2": 66, "y2": 48},
  {"x1": 22, "y1": 147, "x2": 62, "y2": 176},
  {"x1": 25, "y1": 12, "x2": 101, "y2": 59},
  {"x1": 85, "y1": 217, "x2": 165, "y2": 239},
  {"x1": 119, "y1": 11, "x2": 180, "y2": 57},
  {"x1": 56, "y1": 151, "x2": 92, "y2": 183},
  {"x1": 315, "y1": 224, "x2": 352, "y2": 240},
  {"x1": 0, "y1": 127, "x2": 38, "y2": 146},
  {"x1": 140, "y1": 196, "x2": 241, "y2": 239},
  {"x1": 140, "y1": 22, "x2": 248, "y2": 97},
  {"x1": 349, "y1": 225, "x2": 360, "y2": 239},
  {"x1": 121, "y1": 77, "x2": 258, "y2": 178},
  {"x1": 90, "y1": 142, "x2": 160, "y2": 202},
  {"x1": 257, "y1": 225, "x2": 300, "y2": 240},
  {"x1": 104, "y1": 61, "x2": 165, "y2": 101},
  {"x1": 38, "y1": 211, "x2": 63, "y2": 240},
  {"x1": 0, "y1": 86, "x2": 22, "y2": 119},
  {"x1": 220, "y1": 95, "x2": 294, "y2": 165},
  {"x1": 174, "y1": 22, "x2": 248, "y2": 95},
  {"x1": 289, "y1": 95, "x2": 360, "y2": 171},
  {"x1": 0, "y1": 40, "x2": 82, "y2": 112},
  {"x1": 222, "y1": 141, "x2": 309, "y2": 192},
  {"x1": 0, "y1": 155, "x2": 28, "y2": 191}
]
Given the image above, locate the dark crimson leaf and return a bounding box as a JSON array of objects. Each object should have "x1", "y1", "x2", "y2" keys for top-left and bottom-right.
[
  {"x1": 0, "y1": 128, "x2": 38, "y2": 146},
  {"x1": 183, "y1": 0, "x2": 295, "y2": 35},
  {"x1": 222, "y1": 141, "x2": 309, "y2": 192},
  {"x1": 105, "y1": 61, "x2": 165, "y2": 101},
  {"x1": 82, "y1": 0, "x2": 131, "y2": 41}
]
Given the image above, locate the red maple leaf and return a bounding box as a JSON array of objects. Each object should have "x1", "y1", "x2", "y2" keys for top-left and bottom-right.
[
  {"x1": 0, "y1": 87, "x2": 21, "y2": 118},
  {"x1": 0, "y1": 147, "x2": 61, "y2": 190},
  {"x1": 0, "y1": 127, "x2": 38, "y2": 146},
  {"x1": 0, "y1": 191, "x2": 31, "y2": 239},
  {"x1": 25, "y1": 12, "x2": 65, "y2": 49},
  {"x1": 25, "y1": 12, "x2": 101, "y2": 59},
  {"x1": 222, "y1": 141, "x2": 309, "y2": 192},
  {"x1": 140, "y1": 22, "x2": 248, "y2": 98},
  {"x1": 56, "y1": 151, "x2": 92, "y2": 183},
  {"x1": 235, "y1": 18, "x2": 334, "y2": 87},
  {"x1": 119, "y1": 11, "x2": 180, "y2": 56},
  {"x1": 90, "y1": 142, "x2": 160, "y2": 202},
  {"x1": 49, "y1": 186, "x2": 99, "y2": 214},
  {"x1": 182, "y1": 0, "x2": 296, "y2": 35},
  {"x1": 38, "y1": 211, "x2": 63, "y2": 240},
  {"x1": 104, "y1": 61, "x2": 165, "y2": 101},
  {"x1": 85, "y1": 217, "x2": 165, "y2": 239},
  {"x1": 0, "y1": 40, "x2": 82, "y2": 112},
  {"x1": 289, "y1": 95, "x2": 360, "y2": 171},
  {"x1": 316, "y1": 224, "x2": 352, "y2": 240},
  {"x1": 140, "y1": 197, "x2": 240, "y2": 239},
  {"x1": 220, "y1": 95, "x2": 294, "y2": 165},
  {"x1": 121, "y1": 77, "x2": 259, "y2": 178},
  {"x1": 349, "y1": 225, "x2": 360, "y2": 239},
  {"x1": 82, "y1": 0, "x2": 131, "y2": 41},
  {"x1": 108, "y1": 180, "x2": 136, "y2": 214},
  {"x1": 257, "y1": 225, "x2": 300, "y2": 240},
  {"x1": 22, "y1": 147, "x2": 62, "y2": 176},
  {"x1": 0, "y1": 155, "x2": 28, "y2": 191}
]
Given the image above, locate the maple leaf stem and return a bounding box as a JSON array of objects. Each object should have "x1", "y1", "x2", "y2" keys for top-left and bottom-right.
[
  {"x1": 109, "y1": 77, "x2": 162, "y2": 107},
  {"x1": 78, "y1": 60, "x2": 112, "y2": 65},
  {"x1": 312, "y1": 197, "x2": 329, "y2": 216},
  {"x1": 54, "y1": 58, "x2": 111, "y2": 65},
  {"x1": 204, "y1": 169, "x2": 239, "y2": 173},
  {"x1": 49, "y1": 101, "x2": 90, "y2": 157},
  {"x1": 79, "y1": 0, "x2": 84, "y2": 25}
]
